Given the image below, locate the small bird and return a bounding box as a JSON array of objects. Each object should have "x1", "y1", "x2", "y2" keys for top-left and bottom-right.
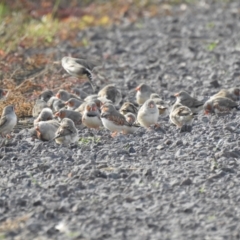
[
  {"x1": 97, "y1": 96, "x2": 112, "y2": 105},
  {"x1": 0, "y1": 105, "x2": 17, "y2": 138},
  {"x1": 61, "y1": 56, "x2": 101, "y2": 92},
  {"x1": 210, "y1": 87, "x2": 240, "y2": 102},
  {"x1": 135, "y1": 83, "x2": 154, "y2": 105},
  {"x1": 65, "y1": 98, "x2": 83, "y2": 110},
  {"x1": 98, "y1": 84, "x2": 122, "y2": 106},
  {"x1": 47, "y1": 97, "x2": 65, "y2": 112},
  {"x1": 0, "y1": 89, "x2": 9, "y2": 101},
  {"x1": 56, "y1": 89, "x2": 80, "y2": 102},
  {"x1": 71, "y1": 88, "x2": 88, "y2": 100},
  {"x1": 55, "y1": 109, "x2": 82, "y2": 126},
  {"x1": 54, "y1": 118, "x2": 79, "y2": 145},
  {"x1": 204, "y1": 97, "x2": 239, "y2": 115},
  {"x1": 119, "y1": 102, "x2": 138, "y2": 116},
  {"x1": 100, "y1": 103, "x2": 131, "y2": 136},
  {"x1": 82, "y1": 102, "x2": 102, "y2": 129},
  {"x1": 123, "y1": 113, "x2": 140, "y2": 134},
  {"x1": 151, "y1": 98, "x2": 169, "y2": 118},
  {"x1": 170, "y1": 103, "x2": 194, "y2": 132},
  {"x1": 84, "y1": 94, "x2": 98, "y2": 102},
  {"x1": 32, "y1": 99, "x2": 48, "y2": 117},
  {"x1": 150, "y1": 93, "x2": 160, "y2": 99},
  {"x1": 38, "y1": 90, "x2": 54, "y2": 102},
  {"x1": 137, "y1": 99, "x2": 159, "y2": 128},
  {"x1": 174, "y1": 91, "x2": 204, "y2": 113},
  {"x1": 35, "y1": 120, "x2": 60, "y2": 141},
  {"x1": 34, "y1": 108, "x2": 54, "y2": 126},
  {"x1": 75, "y1": 102, "x2": 88, "y2": 115}
]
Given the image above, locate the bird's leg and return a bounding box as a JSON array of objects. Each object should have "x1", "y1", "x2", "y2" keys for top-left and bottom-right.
[
  {"x1": 154, "y1": 123, "x2": 161, "y2": 129},
  {"x1": 111, "y1": 132, "x2": 118, "y2": 138},
  {"x1": 6, "y1": 134, "x2": 12, "y2": 139}
]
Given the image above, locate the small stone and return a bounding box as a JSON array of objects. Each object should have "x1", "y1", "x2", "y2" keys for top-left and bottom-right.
[
  {"x1": 156, "y1": 145, "x2": 165, "y2": 150},
  {"x1": 128, "y1": 147, "x2": 136, "y2": 153},
  {"x1": 180, "y1": 178, "x2": 192, "y2": 186}
]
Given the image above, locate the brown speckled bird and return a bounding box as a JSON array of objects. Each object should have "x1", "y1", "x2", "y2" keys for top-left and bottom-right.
[
  {"x1": 204, "y1": 97, "x2": 238, "y2": 115},
  {"x1": 54, "y1": 118, "x2": 79, "y2": 145},
  {"x1": 170, "y1": 103, "x2": 194, "y2": 132},
  {"x1": 210, "y1": 87, "x2": 240, "y2": 102},
  {"x1": 119, "y1": 102, "x2": 138, "y2": 116},
  {"x1": 100, "y1": 103, "x2": 131, "y2": 136}
]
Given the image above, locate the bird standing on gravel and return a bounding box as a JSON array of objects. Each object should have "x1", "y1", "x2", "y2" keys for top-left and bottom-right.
[
  {"x1": 65, "y1": 98, "x2": 83, "y2": 110},
  {"x1": 137, "y1": 99, "x2": 159, "y2": 128},
  {"x1": 56, "y1": 89, "x2": 80, "y2": 102},
  {"x1": 119, "y1": 102, "x2": 138, "y2": 116},
  {"x1": 174, "y1": 91, "x2": 204, "y2": 113},
  {"x1": 35, "y1": 119, "x2": 60, "y2": 141},
  {"x1": 123, "y1": 113, "x2": 140, "y2": 134},
  {"x1": 0, "y1": 105, "x2": 17, "y2": 138},
  {"x1": 203, "y1": 97, "x2": 239, "y2": 115},
  {"x1": 55, "y1": 109, "x2": 82, "y2": 126},
  {"x1": 38, "y1": 90, "x2": 54, "y2": 103},
  {"x1": 100, "y1": 103, "x2": 131, "y2": 137},
  {"x1": 151, "y1": 98, "x2": 169, "y2": 118},
  {"x1": 170, "y1": 103, "x2": 194, "y2": 132},
  {"x1": 82, "y1": 101, "x2": 102, "y2": 129},
  {"x1": 54, "y1": 118, "x2": 79, "y2": 145},
  {"x1": 0, "y1": 89, "x2": 9, "y2": 101},
  {"x1": 135, "y1": 83, "x2": 154, "y2": 105},
  {"x1": 61, "y1": 56, "x2": 100, "y2": 92},
  {"x1": 210, "y1": 87, "x2": 240, "y2": 102},
  {"x1": 71, "y1": 88, "x2": 88, "y2": 100},
  {"x1": 98, "y1": 84, "x2": 122, "y2": 106},
  {"x1": 34, "y1": 108, "x2": 53, "y2": 126},
  {"x1": 32, "y1": 99, "x2": 48, "y2": 118}
]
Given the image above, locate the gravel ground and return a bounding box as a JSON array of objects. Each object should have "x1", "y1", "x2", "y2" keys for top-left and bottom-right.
[{"x1": 1, "y1": 1, "x2": 240, "y2": 239}]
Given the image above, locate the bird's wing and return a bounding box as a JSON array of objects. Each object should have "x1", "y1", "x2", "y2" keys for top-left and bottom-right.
[
  {"x1": 101, "y1": 112, "x2": 131, "y2": 127},
  {"x1": 0, "y1": 115, "x2": 8, "y2": 130},
  {"x1": 177, "y1": 107, "x2": 192, "y2": 116},
  {"x1": 75, "y1": 58, "x2": 100, "y2": 70},
  {"x1": 185, "y1": 98, "x2": 204, "y2": 108}
]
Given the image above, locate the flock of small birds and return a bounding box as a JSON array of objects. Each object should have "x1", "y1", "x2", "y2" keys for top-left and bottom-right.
[{"x1": 0, "y1": 56, "x2": 239, "y2": 144}]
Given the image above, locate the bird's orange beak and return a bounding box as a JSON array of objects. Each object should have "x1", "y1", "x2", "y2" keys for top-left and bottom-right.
[
  {"x1": 56, "y1": 93, "x2": 60, "y2": 99},
  {"x1": 64, "y1": 101, "x2": 68, "y2": 105},
  {"x1": 135, "y1": 87, "x2": 140, "y2": 92},
  {"x1": 55, "y1": 112, "x2": 60, "y2": 117},
  {"x1": 174, "y1": 93, "x2": 179, "y2": 97}
]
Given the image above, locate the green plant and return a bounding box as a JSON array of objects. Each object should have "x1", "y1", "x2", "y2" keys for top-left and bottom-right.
[{"x1": 207, "y1": 41, "x2": 219, "y2": 51}]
